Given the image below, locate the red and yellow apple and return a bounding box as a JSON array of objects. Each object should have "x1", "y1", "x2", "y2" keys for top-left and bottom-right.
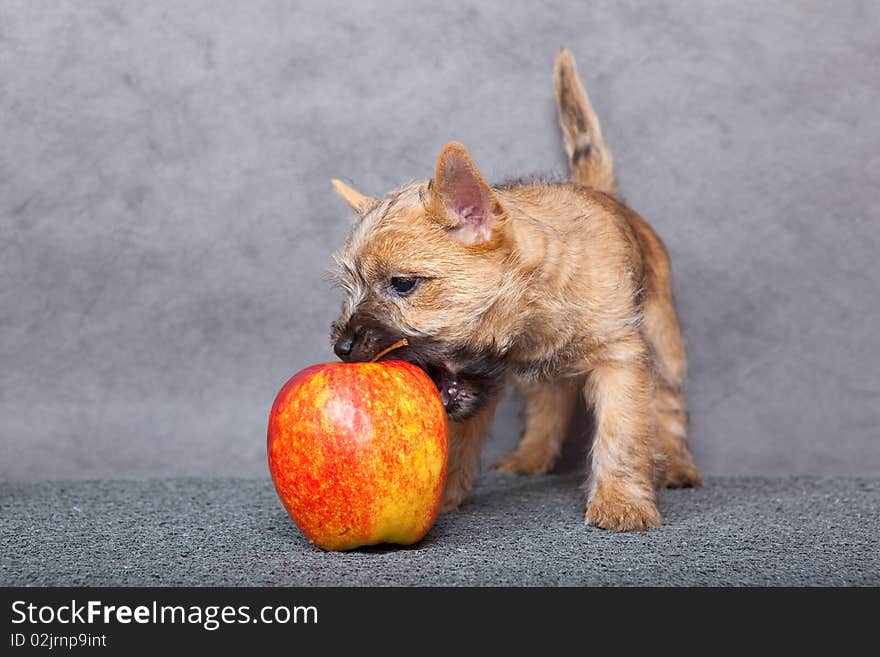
[{"x1": 267, "y1": 358, "x2": 448, "y2": 551}]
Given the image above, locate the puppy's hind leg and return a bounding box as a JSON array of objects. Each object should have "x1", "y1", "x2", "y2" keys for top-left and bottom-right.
[
  {"x1": 653, "y1": 380, "x2": 701, "y2": 488},
  {"x1": 641, "y1": 273, "x2": 701, "y2": 488},
  {"x1": 492, "y1": 380, "x2": 579, "y2": 475}
]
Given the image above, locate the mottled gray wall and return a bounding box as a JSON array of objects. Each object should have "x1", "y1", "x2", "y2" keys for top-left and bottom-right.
[{"x1": 2, "y1": 1, "x2": 878, "y2": 481}]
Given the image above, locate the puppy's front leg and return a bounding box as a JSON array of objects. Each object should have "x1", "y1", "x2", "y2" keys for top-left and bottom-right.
[
  {"x1": 584, "y1": 334, "x2": 661, "y2": 531},
  {"x1": 440, "y1": 395, "x2": 501, "y2": 512}
]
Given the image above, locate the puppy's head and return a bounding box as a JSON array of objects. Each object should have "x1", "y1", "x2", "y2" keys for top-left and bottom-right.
[{"x1": 329, "y1": 143, "x2": 510, "y2": 420}]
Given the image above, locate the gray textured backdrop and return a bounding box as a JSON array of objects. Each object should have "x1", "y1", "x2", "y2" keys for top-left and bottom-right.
[{"x1": 2, "y1": 1, "x2": 878, "y2": 482}]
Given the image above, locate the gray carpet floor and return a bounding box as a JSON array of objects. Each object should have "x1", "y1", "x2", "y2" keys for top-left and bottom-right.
[{"x1": 1, "y1": 474, "x2": 877, "y2": 586}]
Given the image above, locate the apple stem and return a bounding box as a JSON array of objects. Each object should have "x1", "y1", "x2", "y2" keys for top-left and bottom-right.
[{"x1": 370, "y1": 338, "x2": 410, "y2": 363}]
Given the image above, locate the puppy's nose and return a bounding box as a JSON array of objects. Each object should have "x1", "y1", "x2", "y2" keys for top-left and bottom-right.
[{"x1": 334, "y1": 335, "x2": 354, "y2": 360}]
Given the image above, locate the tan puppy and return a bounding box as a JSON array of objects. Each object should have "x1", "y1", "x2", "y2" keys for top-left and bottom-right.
[{"x1": 329, "y1": 49, "x2": 700, "y2": 531}]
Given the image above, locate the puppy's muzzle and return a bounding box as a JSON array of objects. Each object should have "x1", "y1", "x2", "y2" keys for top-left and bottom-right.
[{"x1": 333, "y1": 323, "x2": 385, "y2": 362}]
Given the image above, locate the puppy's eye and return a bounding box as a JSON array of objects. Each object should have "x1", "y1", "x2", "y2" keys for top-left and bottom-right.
[{"x1": 389, "y1": 276, "x2": 420, "y2": 296}]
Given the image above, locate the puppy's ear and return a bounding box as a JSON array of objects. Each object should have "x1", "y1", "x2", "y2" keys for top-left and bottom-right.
[
  {"x1": 331, "y1": 179, "x2": 378, "y2": 215},
  {"x1": 431, "y1": 142, "x2": 505, "y2": 246}
]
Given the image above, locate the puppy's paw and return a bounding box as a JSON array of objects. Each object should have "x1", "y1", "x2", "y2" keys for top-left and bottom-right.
[
  {"x1": 491, "y1": 448, "x2": 555, "y2": 476},
  {"x1": 439, "y1": 481, "x2": 469, "y2": 513},
  {"x1": 586, "y1": 485, "x2": 661, "y2": 532},
  {"x1": 663, "y1": 460, "x2": 702, "y2": 489}
]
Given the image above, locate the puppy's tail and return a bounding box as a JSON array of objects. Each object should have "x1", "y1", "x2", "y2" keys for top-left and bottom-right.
[{"x1": 553, "y1": 48, "x2": 616, "y2": 197}]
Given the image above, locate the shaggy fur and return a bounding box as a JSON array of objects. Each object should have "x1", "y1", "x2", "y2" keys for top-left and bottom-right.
[{"x1": 328, "y1": 49, "x2": 700, "y2": 531}]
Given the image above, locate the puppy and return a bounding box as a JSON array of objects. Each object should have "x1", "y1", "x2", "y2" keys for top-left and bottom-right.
[{"x1": 328, "y1": 49, "x2": 700, "y2": 531}]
